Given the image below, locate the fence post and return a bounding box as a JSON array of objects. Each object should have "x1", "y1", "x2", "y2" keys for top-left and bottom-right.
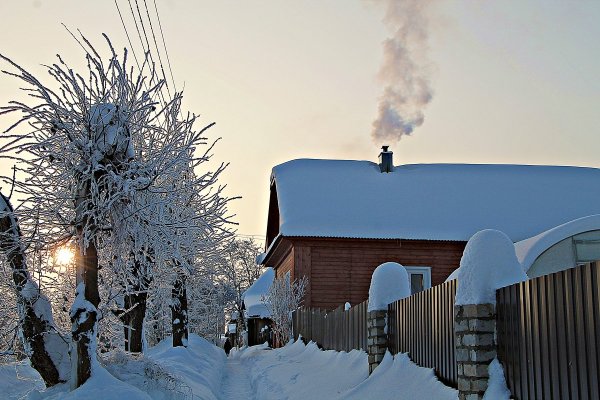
[
  {"x1": 367, "y1": 310, "x2": 388, "y2": 374},
  {"x1": 454, "y1": 303, "x2": 496, "y2": 400}
]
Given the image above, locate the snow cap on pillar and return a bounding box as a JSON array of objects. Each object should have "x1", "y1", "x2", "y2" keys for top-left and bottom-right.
[{"x1": 368, "y1": 262, "x2": 410, "y2": 311}]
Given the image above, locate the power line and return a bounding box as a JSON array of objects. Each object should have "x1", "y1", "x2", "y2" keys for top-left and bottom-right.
[
  {"x1": 114, "y1": 0, "x2": 143, "y2": 73},
  {"x1": 142, "y1": 0, "x2": 172, "y2": 99},
  {"x1": 152, "y1": 0, "x2": 177, "y2": 94},
  {"x1": 124, "y1": 0, "x2": 169, "y2": 106}
]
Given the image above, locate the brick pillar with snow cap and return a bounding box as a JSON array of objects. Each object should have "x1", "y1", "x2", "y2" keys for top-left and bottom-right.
[
  {"x1": 367, "y1": 262, "x2": 410, "y2": 374},
  {"x1": 454, "y1": 229, "x2": 527, "y2": 400}
]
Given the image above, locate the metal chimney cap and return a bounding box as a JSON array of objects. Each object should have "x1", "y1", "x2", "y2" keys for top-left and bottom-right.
[{"x1": 381, "y1": 145, "x2": 390, "y2": 152}]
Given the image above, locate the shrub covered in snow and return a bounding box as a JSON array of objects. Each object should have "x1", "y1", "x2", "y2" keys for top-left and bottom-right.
[
  {"x1": 368, "y1": 262, "x2": 411, "y2": 312},
  {"x1": 456, "y1": 229, "x2": 528, "y2": 305}
]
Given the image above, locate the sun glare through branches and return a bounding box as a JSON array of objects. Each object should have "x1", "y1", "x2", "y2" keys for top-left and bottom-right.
[{"x1": 53, "y1": 246, "x2": 74, "y2": 267}]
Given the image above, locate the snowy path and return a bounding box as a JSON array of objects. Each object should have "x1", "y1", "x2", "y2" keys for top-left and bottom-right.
[{"x1": 219, "y1": 358, "x2": 256, "y2": 400}]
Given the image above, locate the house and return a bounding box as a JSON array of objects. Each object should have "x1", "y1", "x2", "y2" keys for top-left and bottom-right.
[
  {"x1": 242, "y1": 267, "x2": 274, "y2": 346},
  {"x1": 259, "y1": 147, "x2": 600, "y2": 310}
]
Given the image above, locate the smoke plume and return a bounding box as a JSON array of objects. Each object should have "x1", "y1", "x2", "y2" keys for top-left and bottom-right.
[{"x1": 371, "y1": 0, "x2": 434, "y2": 143}]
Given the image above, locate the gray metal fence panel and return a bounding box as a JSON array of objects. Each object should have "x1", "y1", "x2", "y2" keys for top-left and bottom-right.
[
  {"x1": 387, "y1": 279, "x2": 457, "y2": 387},
  {"x1": 497, "y1": 261, "x2": 600, "y2": 400}
]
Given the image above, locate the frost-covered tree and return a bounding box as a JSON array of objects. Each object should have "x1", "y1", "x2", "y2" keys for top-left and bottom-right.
[
  {"x1": 0, "y1": 192, "x2": 70, "y2": 385},
  {"x1": 0, "y1": 33, "x2": 233, "y2": 386},
  {"x1": 262, "y1": 275, "x2": 308, "y2": 345},
  {"x1": 219, "y1": 238, "x2": 264, "y2": 341}
]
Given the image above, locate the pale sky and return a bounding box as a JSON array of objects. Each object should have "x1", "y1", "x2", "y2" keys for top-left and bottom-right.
[{"x1": 0, "y1": 1, "x2": 599, "y2": 242}]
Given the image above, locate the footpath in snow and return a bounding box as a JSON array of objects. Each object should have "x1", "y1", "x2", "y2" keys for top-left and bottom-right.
[
  {"x1": 219, "y1": 357, "x2": 254, "y2": 400},
  {"x1": 1, "y1": 335, "x2": 496, "y2": 400}
]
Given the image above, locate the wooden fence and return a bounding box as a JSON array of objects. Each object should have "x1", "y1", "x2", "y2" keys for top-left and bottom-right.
[
  {"x1": 388, "y1": 279, "x2": 457, "y2": 387},
  {"x1": 497, "y1": 261, "x2": 600, "y2": 400},
  {"x1": 292, "y1": 300, "x2": 368, "y2": 352}
]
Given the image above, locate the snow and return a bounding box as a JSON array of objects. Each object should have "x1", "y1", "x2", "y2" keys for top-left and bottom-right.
[
  {"x1": 368, "y1": 262, "x2": 410, "y2": 312},
  {"x1": 232, "y1": 339, "x2": 457, "y2": 400},
  {"x1": 342, "y1": 352, "x2": 457, "y2": 400},
  {"x1": 515, "y1": 214, "x2": 600, "y2": 272},
  {"x1": 271, "y1": 160, "x2": 600, "y2": 242},
  {"x1": 17, "y1": 334, "x2": 225, "y2": 400},
  {"x1": 242, "y1": 267, "x2": 274, "y2": 318},
  {"x1": 256, "y1": 252, "x2": 266, "y2": 265},
  {"x1": 145, "y1": 334, "x2": 226, "y2": 400},
  {"x1": 483, "y1": 358, "x2": 511, "y2": 400},
  {"x1": 28, "y1": 364, "x2": 153, "y2": 400},
  {"x1": 0, "y1": 362, "x2": 45, "y2": 399},
  {"x1": 89, "y1": 103, "x2": 134, "y2": 160},
  {"x1": 455, "y1": 230, "x2": 528, "y2": 305},
  {"x1": 2, "y1": 333, "x2": 460, "y2": 400}
]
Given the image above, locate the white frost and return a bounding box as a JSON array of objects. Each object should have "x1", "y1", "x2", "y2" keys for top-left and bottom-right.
[
  {"x1": 368, "y1": 262, "x2": 410, "y2": 312},
  {"x1": 456, "y1": 230, "x2": 528, "y2": 305},
  {"x1": 89, "y1": 103, "x2": 134, "y2": 161}
]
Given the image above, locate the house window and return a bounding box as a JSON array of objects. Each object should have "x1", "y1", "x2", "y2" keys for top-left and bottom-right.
[
  {"x1": 285, "y1": 271, "x2": 291, "y2": 286},
  {"x1": 404, "y1": 266, "x2": 432, "y2": 294}
]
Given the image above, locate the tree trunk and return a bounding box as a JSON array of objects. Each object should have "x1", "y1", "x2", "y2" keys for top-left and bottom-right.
[
  {"x1": 71, "y1": 230, "x2": 100, "y2": 389},
  {"x1": 171, "y1": 274, "x2": 188, "y2": 347},
  {"x1": 0, "y1": 193, "x2": 68, "y2": 387},
  {"x1": 121, "y1": 290, "x2": 148, "y2": 353},
  {"x1": 70, "y1": 178, "x2": 101, "y2": 388}
]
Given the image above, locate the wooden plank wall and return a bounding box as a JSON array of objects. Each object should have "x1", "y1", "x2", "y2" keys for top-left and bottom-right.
[
  {"x1": 497, "y1": 262, "x2": 600, "y2": 400},
  {"x1": 292, "y1": 238, "x2": 465, "y2": 310}
]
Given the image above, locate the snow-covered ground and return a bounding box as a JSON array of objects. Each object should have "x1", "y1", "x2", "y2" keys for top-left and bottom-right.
[
  {"x1": 3, "y1": 336, "x2": 511, "y2": 400},
  {"x1": 230, "y1": 340, "x2": 457, "y2": 400}
]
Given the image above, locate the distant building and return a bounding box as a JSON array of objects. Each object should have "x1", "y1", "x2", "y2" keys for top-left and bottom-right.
[
  {"x1": 259, "y1": 147, "x2": 600, "y2": 310},
  {"x1": 242, "y1": 268, "x2": 274, "y2": 346}
]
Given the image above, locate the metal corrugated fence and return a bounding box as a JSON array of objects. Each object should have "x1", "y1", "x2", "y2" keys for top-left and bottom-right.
[
  {"x1": 292, "y1": 300, "x2": 368, "y2": 352},
  {"x1": 388, "y1": 279, "x2": 457, "y2": 387},
  {"x1": 292, "y1": 281, "x2": 457, "y2": 387},
  {"x1": 497, "y1": 261, "x2": 600, "y2": 400}
]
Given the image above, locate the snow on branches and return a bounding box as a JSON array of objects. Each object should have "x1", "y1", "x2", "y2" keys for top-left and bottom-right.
[
  {"x1": 262, "y1": 275, "x2": 308, "y2": 345},
  {"x1": 0, "y1": 32, "x2": 234, "y2": 386}
]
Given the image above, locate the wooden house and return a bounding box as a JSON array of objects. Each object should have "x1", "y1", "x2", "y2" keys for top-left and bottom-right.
[{"x1": 259, "y1": 147, "x2": 600, "y2": 310}]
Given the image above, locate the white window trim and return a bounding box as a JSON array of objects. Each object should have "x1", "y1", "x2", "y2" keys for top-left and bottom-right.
[{"x1": 404, "y1": 266, "x2": 432, "y2": 292}]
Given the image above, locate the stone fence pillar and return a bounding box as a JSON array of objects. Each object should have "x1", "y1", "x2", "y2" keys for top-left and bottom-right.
[
  {"x1": 454, "y1": 303, "x2": 497, "y2": 400},
  {"x1": 367, "y1": 310, "x2": 387, "y2": 374}
]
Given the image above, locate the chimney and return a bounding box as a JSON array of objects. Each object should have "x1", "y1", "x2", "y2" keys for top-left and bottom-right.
[{"x1": 378, "y1": 145, "x2": 393, "y2": 173}]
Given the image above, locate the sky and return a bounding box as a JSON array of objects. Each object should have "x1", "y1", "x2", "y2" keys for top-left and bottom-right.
[{"x1": 0, "y1": 1, "x2": 599, "y2": 244}]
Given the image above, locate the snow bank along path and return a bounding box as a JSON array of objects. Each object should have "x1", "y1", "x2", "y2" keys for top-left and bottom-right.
[
  {"x1": 3, "y1": 336, "x2": 516, "y2": 399},
  {"x1": 230, "y1": 339, "x2": 458, "y2": 400}
]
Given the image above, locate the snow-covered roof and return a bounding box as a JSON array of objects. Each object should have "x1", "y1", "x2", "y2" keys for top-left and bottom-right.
[
  {"x1": 242, "y1": 267, "x2": 274, "y2": 318},
  {"x1": 271, "y1": 160, "x2": 600, "y2": 242},
  {"x1": 515, "y1": 214, "x2": 600, "y2": 272}
]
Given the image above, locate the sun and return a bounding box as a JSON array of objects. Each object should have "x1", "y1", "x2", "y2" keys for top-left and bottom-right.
[{"x1": 54, "y1": 246, "x2": 75, "y2": 266}]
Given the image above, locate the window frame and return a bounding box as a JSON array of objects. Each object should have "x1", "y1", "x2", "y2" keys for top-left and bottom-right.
[{"x1": 404, "y1": 266, "x2": 432, "y2": 294}]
